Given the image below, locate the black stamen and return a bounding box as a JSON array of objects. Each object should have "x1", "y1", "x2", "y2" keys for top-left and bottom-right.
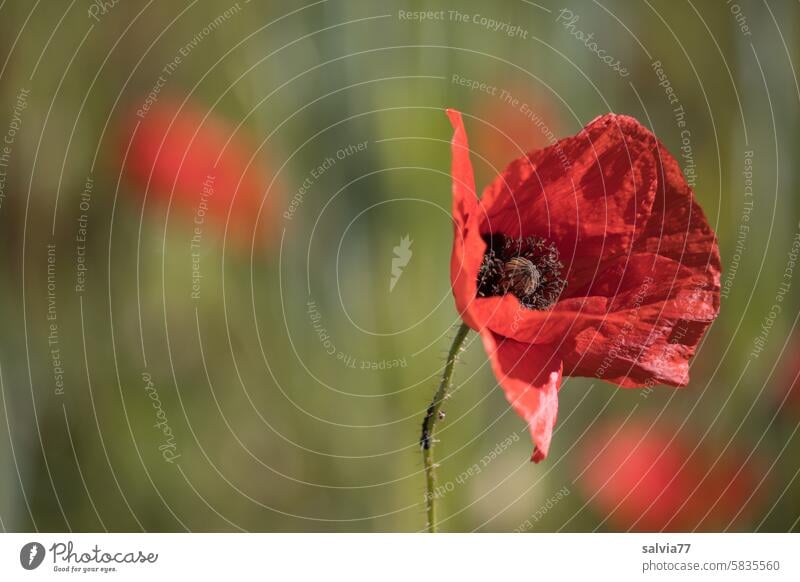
[{"x1": 477, "y1": 233, "x2": 566, "y2": 310}]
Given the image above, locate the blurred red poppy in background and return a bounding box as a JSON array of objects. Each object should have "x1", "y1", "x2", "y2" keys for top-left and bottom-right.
[
  {"x1": 775, "y1": 332, "x2": 800, "y2": 416},
  {"x1": 447, "y1": 109, "x2": 720, "y2": 462},
  {"x1": 470, "y1": 85, "x2": 562, "y2": 173},
  {"x1": 119, "y1": 96, "x2": 278, "y2": 250},
  {"x1": 576, "y1": 422, "x2": 760, "y2": 531}
]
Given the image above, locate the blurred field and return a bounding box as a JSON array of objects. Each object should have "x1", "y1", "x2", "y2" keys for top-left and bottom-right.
[{"x1": 0, "y1": 0, "x2": 798, "y2": 532}]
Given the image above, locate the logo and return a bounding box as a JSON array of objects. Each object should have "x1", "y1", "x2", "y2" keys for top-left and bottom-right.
[
  {"x1": 389, "y1": 234, "x2": 413, "y2": 292},
  {"x1": 20, "y1": 542, "x2": 45, "y2": 570}
]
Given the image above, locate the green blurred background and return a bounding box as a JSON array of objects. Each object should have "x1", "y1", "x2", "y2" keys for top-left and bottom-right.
[{"x1": 0, "y1": 0, "x2": 799, "y2": 532}]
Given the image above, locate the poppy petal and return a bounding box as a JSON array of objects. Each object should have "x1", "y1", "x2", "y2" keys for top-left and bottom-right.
[
  {"x1": 558, "y1": 142, "x2": 720, "y2": 387},
  {"x1": 470, "y1": 114, "x2": 666, "y2": 344},
  {"x1": 557, "y1": 261, "x2": 717, "y2": 388},
  {"x1": 578, "y1": 422, "x2": 759, "y2": 531},
  {"x1": 480, "y1": 331, "x2": 562, "y2": 462},
  {"x1": 478, "y1": 113, "x2": 659, "y2": 287},
  {"x1": 465, "y1": 116, "x2": 720, "y2": 388},
  {"x1": 447, "y1": 109, "x2": 488, "y2": 330},
  {"x1": 121, "y1": 97, "x2": 274, "y2": 249},
  {"x1": 446, "y1": 109, "x2": 478, "y2": 232},
  {"x1": 634, "y1": 143, "x2": 721, "y2": 275}
]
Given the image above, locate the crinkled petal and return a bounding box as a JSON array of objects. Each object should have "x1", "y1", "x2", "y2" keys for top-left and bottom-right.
[
  {"x1": 634, "y1": 143, "x2": 721, "y2": 275},
  {"x1": 469, "y1": 294, "x2": 608, "y2": 347},
  {"x1": 479, "y1": 113, "x2": 659, "y2": 288},
  {"x1": 473, "y1": 114, "x2": 663, "y2": 344},
  {"x1": 447, "y1": 109, "x2": 720, "y2": 392},
  {"x1": 556, "y1": 259, "x2": 714, "y2": 387},
  {"x1": 558, "y1": 143, "x2": 720, "y2": 387},
  {"x1": 480, "y1": 332, "x2": 562, "y2": 462}
]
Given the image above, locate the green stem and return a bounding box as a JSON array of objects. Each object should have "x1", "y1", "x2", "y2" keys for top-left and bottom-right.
[{"x1": 420, "y1": 322, "x2": 471, "y2": 533}]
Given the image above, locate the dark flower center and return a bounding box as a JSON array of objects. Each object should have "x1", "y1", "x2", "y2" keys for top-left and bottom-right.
[{"x1": 477, "y1": 233, "x2": 566, "y2": 310}]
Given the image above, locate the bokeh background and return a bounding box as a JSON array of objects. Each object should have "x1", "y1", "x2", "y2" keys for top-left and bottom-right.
[{"x1": 0, "y1": 0, "x2": 799, "y2": 532}]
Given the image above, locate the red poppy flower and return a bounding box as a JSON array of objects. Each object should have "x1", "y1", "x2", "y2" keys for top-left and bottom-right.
[
  {"x1": 576, "y1": 422, "x2": 758, "y2": 531},
  {"x1": 120, "y1": 96, "x2": 277, "y2": 250},
  {"x1": 775, "y1": 333, "x2": 800, "y2": 416},
  {"x1": 447, "y1": 109, "x2": 721, "y2": 462}
]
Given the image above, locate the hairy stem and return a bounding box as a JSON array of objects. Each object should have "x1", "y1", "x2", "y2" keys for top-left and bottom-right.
[{"x1": 420, "y1": 322, "x2": 471, "y2": 533}]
